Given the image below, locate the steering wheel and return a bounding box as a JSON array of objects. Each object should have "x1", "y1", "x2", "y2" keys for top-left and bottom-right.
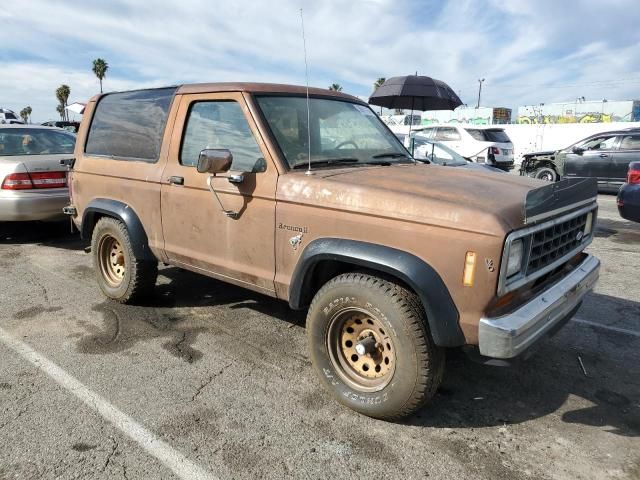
[{"x1": 335, "y1": 140, "x2": 358, "y2": 149}]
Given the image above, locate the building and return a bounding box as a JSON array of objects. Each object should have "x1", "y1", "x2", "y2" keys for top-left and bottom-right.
[{"x1": 517, "y1": 100, "x2": 640, "y2": 124}]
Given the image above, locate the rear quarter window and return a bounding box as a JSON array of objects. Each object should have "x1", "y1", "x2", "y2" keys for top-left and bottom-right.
[
  {"x1": 84, "y1": 87, "x2": 176, "y2": 162},
  {"x1": 466, "y1": 128, "x2": 511, "y2": 143}
]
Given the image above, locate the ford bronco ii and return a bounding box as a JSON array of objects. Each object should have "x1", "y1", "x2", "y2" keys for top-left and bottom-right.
[{"x1": 65, "y1": 84, "x2": 600, "y2": 419}]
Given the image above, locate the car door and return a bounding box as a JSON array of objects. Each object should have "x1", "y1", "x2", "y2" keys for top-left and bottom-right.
[
  {"x1": 564, "y1": 134, "x2": 618, "y2": 187},
  {"x1": 160, "y1": 92, "x2": 278, "y2": 295},
  {"x1": 611, "y1": 134, "x2": 640, "y2": 188}
]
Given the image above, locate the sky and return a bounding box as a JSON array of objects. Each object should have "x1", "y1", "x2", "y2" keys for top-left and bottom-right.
[{"x1": 1, "y1": 0, "x2": 639, "y2": 122}]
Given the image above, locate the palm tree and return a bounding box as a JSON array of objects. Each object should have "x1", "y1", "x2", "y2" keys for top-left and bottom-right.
[
  {"x1": 25, "y1": 106, "x2": 32, "y2": 124},
  {"x1": 328, "y1": 83, "x2": 343, "y2": 92},
  {"x1": 19, "y1": 108, "x2": 28, "y2": 123},
  {"x1": 56, "y1": 84, "x2": 71, "y2": 121},
  {"x1": 373, "y1": 77, "x2": 386, "y2": 114},
  {"x1": 92, "y1": 58, "x2": 109, "y2": 93}
]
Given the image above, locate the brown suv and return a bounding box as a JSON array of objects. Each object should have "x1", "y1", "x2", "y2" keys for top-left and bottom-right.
[{"x1": 65, "y1": 83, "x2": 600, "y2": 419}]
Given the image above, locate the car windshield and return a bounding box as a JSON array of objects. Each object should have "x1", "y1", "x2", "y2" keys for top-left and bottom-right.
[
  {"x1": 0, "y1": 128, "x2": 76, "y2": 156},
  {"x1": 412, "y1": 137, "x2": 468, "y2": 166},
  {"x1": 255, "y1": 96, "x2": 410, "y2": 168},
  {"x1": 466, "y1": 128, "x2": 511, "y2": 143}
]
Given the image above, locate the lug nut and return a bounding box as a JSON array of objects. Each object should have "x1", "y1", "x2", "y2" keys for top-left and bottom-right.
[{"x1": 355, "y1": 336, "x2": 377, "y2": 356}]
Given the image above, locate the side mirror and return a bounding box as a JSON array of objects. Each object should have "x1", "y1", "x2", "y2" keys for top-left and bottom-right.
[
  {"x1": 197, "y1": 149, "x2": 233, "y2": 174},
  {"x1": 572, "y1": 146, "x2": 584, "y2": 155}
]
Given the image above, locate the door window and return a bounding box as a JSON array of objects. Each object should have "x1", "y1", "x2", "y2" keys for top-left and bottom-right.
[
  {"x1": 619, "y1": 135, "x2": 640, "y2": 150},
  {"x1": 433, "y1": 127, "x2": 461, "y2": 141},
  {"x1": 580, "y1": 136, "x2": 617, "y2": 151},
  {"x1": 180, "y1": 101, "x2": 266, "y2": 172}
]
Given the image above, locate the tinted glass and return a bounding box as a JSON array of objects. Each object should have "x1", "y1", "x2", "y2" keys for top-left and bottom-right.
[
  {"x1": 434, "y1": 127, "x2": 460, "y2": 141},
  {"x1": 466, "y1": 128, "x2": 510, "y2": 142},
  {"x1": 0, "y1": 128, "x2": 75, "y2": 156},
  {"x1": 580, "y1": 136, "x2": 617, "y2": 151},
  {"x1": 180, "y1": 101, "x2": 266, "y2": 172},
  {"x1": 256, "y1": 96, "x2": 407, "y2": 168},
  {"x1": 85, "y1": 87, "x2": 176, "y2": 161},
  {"x1": 5, "y1": 112, "x2": 17, "y2": 119},
  {"x1": 619, "y1": 135, "x2": 640, "y2": 150}
]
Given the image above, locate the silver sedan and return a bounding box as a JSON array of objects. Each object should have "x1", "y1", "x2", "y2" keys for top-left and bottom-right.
[{"x1": 0, "y1": 125, "x2": 74, "y2": 221}]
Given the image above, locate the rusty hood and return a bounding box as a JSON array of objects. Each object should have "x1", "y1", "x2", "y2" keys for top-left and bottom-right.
[{"x1": 277, "y1": 164, "x2": 548, "y2": 235}]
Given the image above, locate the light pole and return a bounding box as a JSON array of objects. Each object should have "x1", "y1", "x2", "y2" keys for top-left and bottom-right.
[{"x1": 476, "y1": 78, "x2": 485, "y2": 109}]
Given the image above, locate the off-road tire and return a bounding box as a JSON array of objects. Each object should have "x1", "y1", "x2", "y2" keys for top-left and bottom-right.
[
  {"x1": 91, "y1": 217, "x2": 157, "y2": 304},
  {"x1": 307, "y1": 272, "x2": 444, "y2": 420},
  {"x1": 534, "y1": 167, "x2": 558, "y2": 182}
]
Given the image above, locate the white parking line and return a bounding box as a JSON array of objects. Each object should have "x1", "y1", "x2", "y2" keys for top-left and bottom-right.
[
  {"x1": 0, "y1": 326, "x2": 218, "y2": 480},
  {"x1": 572, "y1": 318, "x2": 640, "y2": 338}
]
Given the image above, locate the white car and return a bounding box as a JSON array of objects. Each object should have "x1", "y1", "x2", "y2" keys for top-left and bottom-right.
[
  {"x1": 0, "y1": 108, "x2": 25, "y2": 125},
  {"x1": 410, "y1": 125, "x2": 515, "y2": 171},
  {"x1": 0, "y1": 125, "x2": 74, "y2": 221}
]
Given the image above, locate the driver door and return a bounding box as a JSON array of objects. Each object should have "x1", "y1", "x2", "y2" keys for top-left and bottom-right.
[
  {"x1": 160, "y1": 92, "x2": 278, "y2": 294},
  {"x1": 565, "y1": 135, "x2": 617, "y2": 187}
]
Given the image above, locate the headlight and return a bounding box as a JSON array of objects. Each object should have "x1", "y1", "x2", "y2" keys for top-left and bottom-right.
[{"x1": 506, "y1": 239, "x2": 524, "y2": 277}]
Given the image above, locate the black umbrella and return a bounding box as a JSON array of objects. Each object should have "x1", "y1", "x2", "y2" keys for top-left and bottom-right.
[
  {"x1": 369, "y1": 75, "x2": 462, "y2": 111},
  {"x1": 369, "y1": 75, "x2": 462, "y2": 155}
]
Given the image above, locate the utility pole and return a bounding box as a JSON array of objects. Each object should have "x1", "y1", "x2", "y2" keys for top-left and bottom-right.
[{"x1": 476, "y1": 78, "x2": 485, "y2": 109}]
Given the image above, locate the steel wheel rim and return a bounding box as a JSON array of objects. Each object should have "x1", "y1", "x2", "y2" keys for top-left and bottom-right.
[
  {"x1": 327, "y1": 307, "x2": 396, "y2": 392},
  {"x1": 539, "y1": 171, "x2": 554, "y2": 181},
  {"x1": 98, "y1": 235, "x2": 126, "y2": 287}
]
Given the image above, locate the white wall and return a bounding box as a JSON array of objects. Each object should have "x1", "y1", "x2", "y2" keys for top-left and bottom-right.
[{"x1": 502, "y1": 122, "x2": 639, "y2": 165}]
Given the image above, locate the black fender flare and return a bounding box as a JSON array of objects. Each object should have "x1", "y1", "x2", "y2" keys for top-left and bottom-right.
[
  {"x1": 81, "y1": 198, "x2": 156, "y2": 261},
  {"x1": 289, "y1": 238, "x2": 464, "y2": 347}
]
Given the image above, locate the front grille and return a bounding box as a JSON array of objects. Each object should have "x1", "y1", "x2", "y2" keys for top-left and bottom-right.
[{"x1": 526, "y1": 212, "x2": 589, "y2": 275}]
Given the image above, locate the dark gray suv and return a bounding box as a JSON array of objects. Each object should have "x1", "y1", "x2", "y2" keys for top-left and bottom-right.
[{"x1": 520, "y1": 128, "x2": 640, "y2": 192}]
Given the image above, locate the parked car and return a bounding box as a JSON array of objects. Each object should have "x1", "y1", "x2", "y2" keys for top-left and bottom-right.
[
  {"x1": 42, "y1": 121, "x2": 81, "y2": 134},
  {"x1": 411, "y1": 136, "x2": 505, "y2": 173},
  {"x1": 617, "y1": 161, "x2": 640, "y2": 222},
  {"x1": 411, "y1": 124, "x2": 515, "y2": 171},
  {"x1": 520, "y1": 128, "x2": 640, "y2": 191},
  {"x1": 0, "y1": 108, "x2": 25, "y2": 125},
  {"x1": 66, "y1": 83, "x2": 599, "y2": 420},
  {"x1": 0, "y1": 125, "x2": 74, "y2": 221}
]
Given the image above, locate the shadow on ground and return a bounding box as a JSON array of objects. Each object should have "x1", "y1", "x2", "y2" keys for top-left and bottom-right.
[{"x1": 0, "y1": 220, "x2": 83, "y2": 251}]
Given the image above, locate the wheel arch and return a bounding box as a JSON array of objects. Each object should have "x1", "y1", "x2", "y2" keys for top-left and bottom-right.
[
  {"x1": 81, "y1": 198, "x2": 156, "y2": 261},
  {"x1": 289, "y1": 238, "x2": 464, "y2": 347}
]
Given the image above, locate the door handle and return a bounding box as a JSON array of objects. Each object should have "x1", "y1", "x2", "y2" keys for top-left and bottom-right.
[
  {"x1": 599, "y1": 153, "x2": 608, "y2": 158},
  {"x1": 168, "y1": 176, "x2": 184, "y2": 185},
  {"x1": 228, "y1": 174, "x2": 244, "y2": 184}
]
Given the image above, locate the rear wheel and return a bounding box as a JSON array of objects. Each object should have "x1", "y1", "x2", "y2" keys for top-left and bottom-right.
[
  {"x1": 307, "y1": 272, "x2": 444, "y2": 420},
  {"x1": 534, "y1": 167, "x2": 558, "y2": 182},
  {"x1": 91, "y1": 217, "x2": 157, "y2": 303}
]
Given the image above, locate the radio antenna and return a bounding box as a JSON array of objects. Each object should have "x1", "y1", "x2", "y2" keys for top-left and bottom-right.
[{"x1": 300, "y1": 8, "x2": 313, "y2": 175}]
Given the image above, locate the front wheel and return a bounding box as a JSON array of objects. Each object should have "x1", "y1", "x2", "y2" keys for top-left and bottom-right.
[
  {"x1": 534, "y1": 167, "x2": 558, "y2": 182},
  {"x1": 307, "y1": 273, "x2": 444, "y2": 420}
]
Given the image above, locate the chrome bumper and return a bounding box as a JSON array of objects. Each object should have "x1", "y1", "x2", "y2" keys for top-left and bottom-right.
[{"x1": 479, "y1": 255, "x2": 600, "y2": 359}]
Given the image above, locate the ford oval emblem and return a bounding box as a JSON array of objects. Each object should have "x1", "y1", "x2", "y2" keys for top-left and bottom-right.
[{"x1": 576, "y1": 230, "x2": 584, "y2": 241}]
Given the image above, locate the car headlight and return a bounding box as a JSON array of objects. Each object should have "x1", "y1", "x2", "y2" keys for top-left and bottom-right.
[{"x1": 506, "y1": 239, "x2": 524, "y2": 277}]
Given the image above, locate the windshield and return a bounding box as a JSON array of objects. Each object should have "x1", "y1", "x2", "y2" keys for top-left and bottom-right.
[
  {"x1": 466, "y1": 128, "x2": 511, "y2": 143},
  {"x1": 0, "y1": 128, "x2": 76, "y2": 156},
  {"x1": 412, "y1": 136, "x2": 468, "y2": 166},
  {"x1": 255, "y1": 96, "x2": 409, "y2": 168}
]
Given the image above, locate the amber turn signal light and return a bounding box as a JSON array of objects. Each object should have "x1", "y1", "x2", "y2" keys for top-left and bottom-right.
[{"x1": 463, "y1": 251, "x2": 476, "y2": 287}]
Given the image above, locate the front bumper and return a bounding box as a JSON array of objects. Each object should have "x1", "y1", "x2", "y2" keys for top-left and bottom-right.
[
  {"x1": 478, "y1": 254, "x2": 600, "y2": 359},
  {"x1": 0, "y1": 189, "x2": 69, "y2": 221}
]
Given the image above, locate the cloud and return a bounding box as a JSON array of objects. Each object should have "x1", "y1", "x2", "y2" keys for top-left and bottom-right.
[{"x1": 1, "y1": 0, "x2": 639, "y2": 121}]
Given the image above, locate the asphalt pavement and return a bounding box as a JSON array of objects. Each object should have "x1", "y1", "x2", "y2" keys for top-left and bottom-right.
[{"x1": 0, "y1": 194, "x2": 638, "y2": 480}]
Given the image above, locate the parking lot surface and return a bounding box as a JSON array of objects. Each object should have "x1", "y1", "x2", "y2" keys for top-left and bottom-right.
[{"x1": 0, "y1": 194, "x2": 638, "y2": 480}]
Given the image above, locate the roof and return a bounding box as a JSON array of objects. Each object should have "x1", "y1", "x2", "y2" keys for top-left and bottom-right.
[
  {"x1": 0, "y1": 124, "x2": 72, "y2": 132},
  {"x1": 91, "y1": 82, "x2": 364, "y2": 104}
]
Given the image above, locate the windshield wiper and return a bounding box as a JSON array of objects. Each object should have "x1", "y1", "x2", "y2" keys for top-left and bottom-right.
[
  {"x1": 371, "y1": 152, "x2": 411, "y2": 159},
  {"x1": 292, "y1": 158, "x2": 359, "y2": 169}
]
